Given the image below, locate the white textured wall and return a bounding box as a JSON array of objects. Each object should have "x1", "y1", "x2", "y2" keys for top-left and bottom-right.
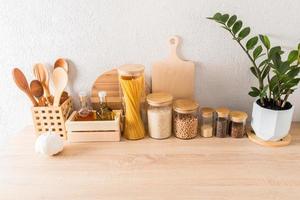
[{"x1": 1, "y1": 0, "x2": 299, "y2": 139}]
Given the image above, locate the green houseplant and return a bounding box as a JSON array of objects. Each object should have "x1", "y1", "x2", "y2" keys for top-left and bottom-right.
[{"x1": 208, "y1": 12, "x2": 300, "y2": 141}]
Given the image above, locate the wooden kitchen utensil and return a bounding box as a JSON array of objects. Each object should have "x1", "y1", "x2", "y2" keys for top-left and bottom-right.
[
  {"x1": 33, "y1": 63, "x2": 51, "y2": 99},
  {"x1": 54, "y1": 58, "x2": 69, "y2": 73},
  {"x1": 53, "y1": 68, "x2": 68, "y2": 107},
  {"x1": 12, "y1": 68, "x2": 38, "y2": 106},
  {"x1": 30, "y1": 80, "x2": 45, "y2": 106},
  {"x1": 152, "y1": 36, "x2": 195, "y2": 99}
]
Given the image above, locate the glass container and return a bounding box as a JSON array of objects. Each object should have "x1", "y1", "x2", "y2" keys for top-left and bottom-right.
[
  {"x1": 173, "y1": 99, "x2": 199, "y2": 139},
  {"x1": 229, "y1": 111, "x2": 248, "y2": 138},
  {"x1": 215, "y1": 107, "x2": 230, "y2": 138},
  {"x1": 147, "y1": 93, "x2": 173, "y2": 139},
  {"x1": 200, "y1": 107, "x2": 214, "y2": 138},
  {"x1": 96, "y1": 91, "x2": 115, "y2": 120},
  {"x1": 118, "y1": 64, "x2": 145, "y2": 140},
  {"x1": 75, "y1": 91, "x2": 95, "y2": 121}
]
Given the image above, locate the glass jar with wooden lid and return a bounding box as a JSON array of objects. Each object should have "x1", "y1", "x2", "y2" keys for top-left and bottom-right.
[
  {"x1": 229, "y1": 111, "x2": 248, "y2": 138},
  {"x1": 215, "y1": 107, "x2": 230, "y2": 138},
  {"x1": 147, "y1": 93, "x2": 173, "y2": 139},
  {"x1": 173, "y1": 99, "x2": 199, "y2": 139},
  {"x1": 200, "y1": 107, "x2": 214, "y2": 138},
  {"x1": 118, "y1": 64, "x2": 145, "y2": 140}
]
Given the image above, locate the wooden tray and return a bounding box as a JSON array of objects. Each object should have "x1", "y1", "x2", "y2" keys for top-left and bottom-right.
[
  {"x1": 247, "y1": 129, "x2": 292, "y2": 147},
  {"x1": 65, "y1": 110, "x2": 121, "y2": 142}
]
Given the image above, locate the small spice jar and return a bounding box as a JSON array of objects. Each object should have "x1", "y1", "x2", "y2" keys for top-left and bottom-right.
[
  {"x1": 200, "y1": 107, "x2": 214, "y2": 138},
  {"x1": 215, "y1": 107, "x2": 230, "y2": 138},
  {"x1": 173, "y1": 99, "x2": 199, "y2": 139},
  {"x1": 229, "y1": 111, "x2": 248, "y2": 138},
  {"x1": 147, "y1": 93, "x2": 173, "y2": 139}
]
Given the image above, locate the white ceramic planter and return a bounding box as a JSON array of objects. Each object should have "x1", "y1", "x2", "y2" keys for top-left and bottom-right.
[{"x1": 251, "y1": 101, "x2": 294, "y2": 141}]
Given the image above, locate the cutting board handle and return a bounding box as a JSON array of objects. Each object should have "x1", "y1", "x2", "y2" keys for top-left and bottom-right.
[{"x1": 168, "y1": 36, "x2": 181, "y2": 61}]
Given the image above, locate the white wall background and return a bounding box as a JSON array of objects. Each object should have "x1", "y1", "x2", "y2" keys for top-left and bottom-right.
[{"x1": 1, "y1": 0, "x2": 300, "y2": 140}]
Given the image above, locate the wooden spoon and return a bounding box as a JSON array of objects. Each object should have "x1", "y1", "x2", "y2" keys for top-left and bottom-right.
[
  {"x1": 54, "y1": 58, "x2": 69, "y2": 73},
  {"x1": 53, "y1": 68, "x2": 68, "y2": 106},
  {"x1": 30, "y1": 80, "x2": 45, "y2": 106},
  {"x1": 33, "y1": 63, "x2": 51, "y2": 98},
  {"x1": 12, "y1": 68, "x2": 38, "y2": 106}
]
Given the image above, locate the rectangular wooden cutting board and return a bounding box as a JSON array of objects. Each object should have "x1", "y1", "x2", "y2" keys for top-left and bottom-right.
[{"x1": 152, "y1": 36, "x2": 195, "y2": 99}]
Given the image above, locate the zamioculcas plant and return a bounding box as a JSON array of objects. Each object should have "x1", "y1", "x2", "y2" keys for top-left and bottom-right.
[{"x1": 208, "y1": 13, "x2": 300, "y2": 110}]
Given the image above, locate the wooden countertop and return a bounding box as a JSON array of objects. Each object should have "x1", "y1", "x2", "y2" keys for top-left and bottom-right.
[{"x1": 1, "y1": 123, "x2": 300, "y2": 200}]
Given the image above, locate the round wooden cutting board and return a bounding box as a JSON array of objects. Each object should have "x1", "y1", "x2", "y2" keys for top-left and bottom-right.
[{"x1": 91, "y1": 69, "x2": 149, "y2": 110}]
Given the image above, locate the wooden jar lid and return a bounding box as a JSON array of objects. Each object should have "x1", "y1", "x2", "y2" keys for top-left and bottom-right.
[
  {"x1": 147, "y1": 93, "x2": 173, "y2": 106},
  {"x1": 173, "y1": 99, "x2": 199, "y2": 114},
  {"x1": 201, "y1": 107, "x2": 214, "y2": 117},
  {"x1": 118, "y1": 64, "x2": 144, "y2": 77},
  {"x1": 215, "y1": 107, "x2": 230, "y2": 118},
  {"x1": 230, "y1": 111, "x2": 248, "y2": 123}
]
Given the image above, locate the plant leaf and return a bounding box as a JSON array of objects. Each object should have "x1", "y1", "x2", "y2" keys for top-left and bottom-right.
[
  {"x1": 259, "y1": 35, "x2": 270, "y2": 49},
  {"x1": 253, "y1": 46, "x2": 263, "y2": 60},
  {"x1": 249, "y1": 87, "x2": 260, "y2": 97},
  {"x1": 287, "y1": 67, "x2": 300, "y2": 78},
  {"x1": 269, "y1": 46, "x2": 283, "y2": 58},
  {"x1": 246, "y1": 36, "x2": 258, "y2": 50},
  {"x1": 238, "y1": 27, "x2": 250, "y2": 40},
  {"x1": 207, "y1": 12, "x2": 222, "y2": 21},
  {"x1": 250, "y1": 66, "x2": 258, "y2": 78},
  {"x1": 288, "y1": 50, "x2": 298, "y2": 64},
  {"x1": 258, "y1": 59, "x2": 269, "y2": 68},
  {"x1": 227, "y1": 15, "x2": 237, "y2": 27},
  {"x1": 262, "y1": 65, "x2": 271, "y2": 79},
  {"x1": 220, "y1": 14, "x2": 230, "y2": 23},
  {"x1": 232, "y1": 20, "x2": 243, "y2": 35}
]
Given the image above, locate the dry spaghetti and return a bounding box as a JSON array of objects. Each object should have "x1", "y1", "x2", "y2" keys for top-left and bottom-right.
[{"x1": 119, "y1": 65, "x2": 145, "y2": 140}]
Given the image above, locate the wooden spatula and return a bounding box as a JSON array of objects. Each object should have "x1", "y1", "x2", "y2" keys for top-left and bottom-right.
[
  {"x1": 53, "y1": 68, "x2": 68, "y2": 107},
  {"x1": 12, "y1": 68, "x2": 38, "y2": 106},
  {"x1": 152, "y1": 36, "x2": 195, "y2": 99}
]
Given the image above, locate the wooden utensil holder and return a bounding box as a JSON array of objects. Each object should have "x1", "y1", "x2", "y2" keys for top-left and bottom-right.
[
  {"x1": 31, "y1": 97, "x2": 73, "y2": 139},
  {"x1": 65, "y1": 110, "x2": 121, "y2": 142}
]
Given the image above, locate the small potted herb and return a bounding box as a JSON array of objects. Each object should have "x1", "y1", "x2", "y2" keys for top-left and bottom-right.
[{"x1": 208, "y1": 13, "x2": 300, "y2": 141}]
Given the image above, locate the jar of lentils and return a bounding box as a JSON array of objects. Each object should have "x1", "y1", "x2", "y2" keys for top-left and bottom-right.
[
  {"x1": 229, "y1": 111, "x2": 248, "y2": 138},
  {"x1": 147, "y1": 93, "x2": 173, "y2": 139},
  {"x1": 215, "y1": 107, "x2": 230, "y2": 138},
  {"x1": 200, "y1": 107, "x2": 214, "y2": 138},
  {"x1": 173, "y1": 99, "x2": 199, "y2": 139}
]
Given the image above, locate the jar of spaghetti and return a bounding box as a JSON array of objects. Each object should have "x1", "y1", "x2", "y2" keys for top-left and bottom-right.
[
  {"x1": 173, "y1": 99, "x2": 199, "y2": 139},
  {"x1": 215, "y1": 107, "x2": 230, "y2": 138},
  {"x1": 200, "y1": 107, "x2": 214, "y2": 138},
  {"x1": 147, "y1": 93, "x2": 173, "y2": 139},
  {"x1": 229, "y1": 111, "x2": 248, "y2": 138},
  {"x1": 118, "y1": 64, "x2": 145, "y2": 140}
]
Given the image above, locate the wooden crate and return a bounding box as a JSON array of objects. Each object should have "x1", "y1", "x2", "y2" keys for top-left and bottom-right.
[
  {"x1": 65, "y1": 110, "x2": 121, "y2": 142},
  {"x1": 31, "y1": 97, "x2": 73, "y2": 139}
]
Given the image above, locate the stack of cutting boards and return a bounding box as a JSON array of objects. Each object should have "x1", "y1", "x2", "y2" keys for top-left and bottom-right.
[{"x1": 152, "y1": 35, "x2": 195, "y2": 99}]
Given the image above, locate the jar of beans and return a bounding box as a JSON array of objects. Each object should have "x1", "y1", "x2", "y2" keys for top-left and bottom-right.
[
  {"x1": 200, "y1": 107, "x2": 214, "y2": 138},
  {"x1": 173, "y1": 99, "x2": 199, "y2": 139},
  {"x1": 147, "y1": 93, "x2": 173, "y2": 139},
  {"x1": 229, "y1": 111, "x2": 248, "y2": 138},
  {"x1": 215, "y1": 107, "x2": 230, "y2": 138}
]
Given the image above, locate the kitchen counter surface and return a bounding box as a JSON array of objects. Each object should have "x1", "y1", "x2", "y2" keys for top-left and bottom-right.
[{"x1": 1, "y1": 123, "x2": 300, "y2": 200}]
